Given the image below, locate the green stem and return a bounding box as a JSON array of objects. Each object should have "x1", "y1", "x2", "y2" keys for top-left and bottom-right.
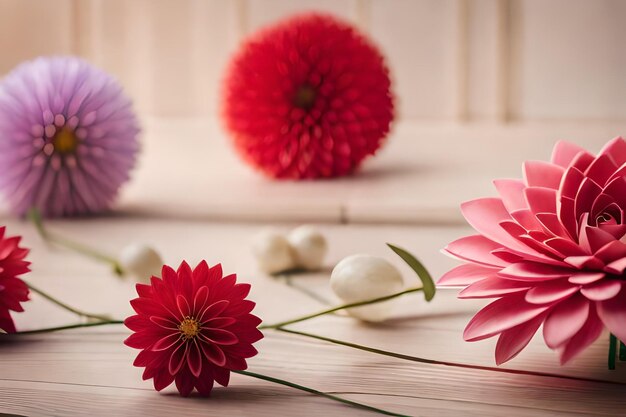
[
  {"x1": 9, "y1": 320, "x2": 124, "y2": 335},
  {"x1": 235, "y1": 370, "x2": 408, "y2": 417},
  {"x1": 28, "y1": 208, "x2": 125, "y2": 276},
  {"x1": 620, "y1": 341, "x2": 626, "y2": 362},
  {"x1": 609, "y1": 333, "x2": 618, "y2": 370},
  {"x1": 278, "y1": 327, "x2": 626, "y2": 386},
  {"x1": 26, "y1": 282, "x2": 113, "y2": 322},
  {"x1": 259, "y1": 287, "x2": 423, "y2": 330}
]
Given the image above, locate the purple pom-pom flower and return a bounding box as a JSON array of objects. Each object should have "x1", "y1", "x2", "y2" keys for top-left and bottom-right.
[{"x1": 0, "y1": 56, "x2": 140, "y2": 217}]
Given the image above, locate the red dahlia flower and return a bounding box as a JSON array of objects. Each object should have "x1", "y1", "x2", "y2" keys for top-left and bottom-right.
[
  {"x1": 441, "y1": 138, "x2": 626, "y2": 365},
  {"x1": 222, "y1": 13, "x2": 394, "y2": 179},
  {"x1": 0, "y1": 226, "x2": 30, "y2": 333},
  {"x1": 124, "y1": 261, "x2": 263, "y2": 396}
]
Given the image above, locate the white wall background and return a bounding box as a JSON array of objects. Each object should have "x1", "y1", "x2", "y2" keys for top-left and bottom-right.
[{"x1": 1, "y1": 0, "x2": 625, "y2": 123}]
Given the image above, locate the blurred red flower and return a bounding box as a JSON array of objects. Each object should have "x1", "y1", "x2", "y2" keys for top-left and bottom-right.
[
  {"x1": 222, "y1": 13, "x2": 394, "y2": 179},
  {"x1": 124, "y1": 261, "x2": 263, "y2": 396},
  {"x1": 0, "y1": 226, "x2": 30, "y2": 333}
]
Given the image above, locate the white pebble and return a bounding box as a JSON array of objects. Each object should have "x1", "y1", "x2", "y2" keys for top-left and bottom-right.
[
  {"x1": 119, "y1": 244, "x2": 163, "y2": 283},
  {"x1": 251, "y1": 229, "x2": 295, "y2": 274},
  {"x1": 330, "y1": 254, "x2": 404, "y2": 322},
  {"x1": 288, "y1": 225, "x2": 328, "y2": 270}
]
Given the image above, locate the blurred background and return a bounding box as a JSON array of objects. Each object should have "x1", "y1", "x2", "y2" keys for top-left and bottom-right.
[
  {"x1": 0, "y1": 0, "x2": 624, "y2": 224},
  {"x1": 3, "y1": 0, "x2": 626, "y2": 122}
]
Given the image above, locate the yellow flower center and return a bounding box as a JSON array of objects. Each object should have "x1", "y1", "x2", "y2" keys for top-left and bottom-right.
[
  {"x1": 53, "y1": 127, "x2": 78, "y2": 154},
  {"x1": 178, "y1": 317, "x2": 201, "y2": 340},
  {"x1": 294, "y1": 85, "x2": 317, "y2": 109}
]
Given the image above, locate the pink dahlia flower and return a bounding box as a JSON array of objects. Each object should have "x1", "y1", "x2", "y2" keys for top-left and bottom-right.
[
  {"x1": 441, "y1": 137, "x2": 626, "y2": 365},
  {"x1": 124, "y1": 261, "x2": 263, "y2": 396}
]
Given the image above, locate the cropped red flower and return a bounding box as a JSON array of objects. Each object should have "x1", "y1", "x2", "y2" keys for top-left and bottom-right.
[
  {"x1": 0, "y1": 226, "x2": 30, "y2": 333},
  {"x1": 124, "y1": 261, "x2": 263, "y2": 396},
  {"x1": 222, "y1": 13, "x2": 394, "y2": 179},
  {"x1": 441, "y1": 138, "x2": 626, "y2": 365}
]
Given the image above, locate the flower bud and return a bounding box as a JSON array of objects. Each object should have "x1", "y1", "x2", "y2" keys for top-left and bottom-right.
[
  {"x1": 330, "y1": 254, "x2": 404, "y2": 322},
  {"x1": 119, "y1": 244, "x2": 163, "y2": 283},
  {"x1": 288, "y1": 225, "x2": 328, "y2": 270},
  {"x1": 251, "y1": 229, "x2": 295, "y2": 274}
]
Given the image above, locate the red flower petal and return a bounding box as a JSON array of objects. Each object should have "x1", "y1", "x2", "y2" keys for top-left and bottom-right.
[{"x1": 124, "y1": 260, "x2": 262, "y2": 397}]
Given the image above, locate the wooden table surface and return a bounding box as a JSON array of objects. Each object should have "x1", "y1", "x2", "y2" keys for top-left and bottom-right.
[{"x1": 1, "y1": 122, "x2": 626, "y2": 416}]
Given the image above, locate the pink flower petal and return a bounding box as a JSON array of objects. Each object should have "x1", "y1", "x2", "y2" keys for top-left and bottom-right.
[
  {"x1": 605, "y1": 257, "x2": 626, "y2": 274},
  {"x1": 574, "y1": 178, "x2": 602, "y2": 223},
  {"x1": 523, "y1": 160, "x2": 564, "y2": 189},
  {"x1": 443, "y1": 234, "x2": 507, "y2": 267},
  {"x1": 459, "y1": 277, "x2": 530, "y2": 298},
  {"x1": 558, "y1": 196, "x2": 578, "y2": 241},
  {"x1": 493, "y1": 179, "x2": 527, "y2": 212},
  {"x1": 584, "y1": 154, "x2": 618, "y2": 186},
  {"x1": 597, "y1": 288, "x2": 626, "y2": 342},
  {"x1": 495, "y1": 314, "x2": 544, "y2": 365},
  {"x1": 535, "y1": 213, "x2": 569, "y2": 238},
  {"x1": 510, "y1": 209, "x2": 544, "y2": 232},
  {"x1": 568, "y1": 272, "x2": 605, "y2": 285},
  {"x1": 550, "y1": 141, "x2": 589, "y2": 168},
  {"x1": 544, "y1": 237, "x2": 586, "y2": 257},
  {"x1": 578, "y1": 226, "x2": 615, "y2": 254},
  {"x1": 542, "y1": 294, "x2": 589, "y2": 348},
  {"x1": 461, "y1": 198, "x2": 539, "y2": 255},
  {"x1": 498, "y1": 262, "x2": 571, "y2": 281},
  {"x1": 524, "y1": 187, "x2": 557, "y2": 215},
  {"x1": 599, "y1": 136, "x2": 626, "y2": 166},
  {"x1": 464, "y1": 294, "x2": 551, "y2": 342},
  {"x1": 525, "y1": 280, "x2": 580, "y2": 304},
  {"x1": 437, "y1": 263, "x2": 498, "y2": 287},
  {"x1": 580, "y1": 279, "x2": 622, "y2": 301},
  {"x1": 558, "y1": 306, "x2": 604, "y2": 364},
  {"x1": 563, "y1": 255, "x2": 604, "y2": 270},
  {"x1": 594, "y1": 241, "x2": 626, "y2": 264}
]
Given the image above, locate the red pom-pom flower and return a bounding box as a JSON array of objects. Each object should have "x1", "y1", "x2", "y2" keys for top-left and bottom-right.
[
  {"x1": 124, "y1": 261, "x2": 263, "y2": 396},
  {"x1": 222, "y1": 13, "x2": 394, "y2": 179},
  {"x1": 0, "y1": 226, "x2": 30, "y2": 333}
]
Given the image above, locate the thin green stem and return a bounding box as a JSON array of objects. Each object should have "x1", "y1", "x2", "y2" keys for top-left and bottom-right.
[
  {"x1": 609, "y1": 333, "x2": 618, "y2": 370},
  {"x1": 26, "y1": 282, "x2": 113, "y2": 322},
  {"x1": 9, "y1": 320, "x2": 124, "y2": 335},
  {"x1": 235, "y1": 370, "x2": 409, "y2": 417},
  {"x1": 277, "y1": 327, "x2": 626, "y2": 386},
  {"x1": 259, "y1": 287, "x2": 423, "y2": 330},
  {"x1": 620, "y1": 341, "x2": 626, "y2": 362},
  {"x1": 28, "y1": 208, "x2": 125, "y2": 276}
]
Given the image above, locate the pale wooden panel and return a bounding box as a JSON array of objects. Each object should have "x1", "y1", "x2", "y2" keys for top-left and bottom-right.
[
  {"x1": 0, "y1": 0, "x2": 75, "y2": 74},
  {"x1": 244, "y1": 0, "x2": 359, "y2": 33},
  {"x1": 369, "y1": 0, "x2": 462, "y2": 120},
  {"x1": 467, "y1": 0, "x2": 505, "y2": 120},
  {"x1": 510, "y1": 0, "x2": 626, "y2": 121},
  {"x1": 76, "y1": 0, "x2": 239, "y2": 118}
]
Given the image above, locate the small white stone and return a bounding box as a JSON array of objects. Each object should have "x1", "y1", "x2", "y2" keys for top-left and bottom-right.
[
  {"x1": 288, "y1": 225, "x2": 328, "y2": 270},
  {"x1": 330, "y1": 254, "x2": 404, "y2": 322},
  {"x1": 251, "y1": 229, "x2": 295, "y2": 274},
  {"x1": 119, "y1": 244, "x2": 163, "y2": 283}
]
